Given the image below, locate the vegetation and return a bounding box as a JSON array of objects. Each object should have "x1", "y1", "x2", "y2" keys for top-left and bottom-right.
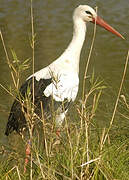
[{"x1": 0, "y1": 1, "x2": 129, "y2": 179}]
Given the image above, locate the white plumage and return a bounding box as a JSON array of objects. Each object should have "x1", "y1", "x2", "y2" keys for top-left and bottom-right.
[{"x1": 5, "y1": 5, "x2": 123, "y2": 135}]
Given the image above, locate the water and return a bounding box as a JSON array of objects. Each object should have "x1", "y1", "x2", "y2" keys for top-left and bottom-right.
[{"x1": 0, "y1": 0, "x2": 129, "y2": 146}]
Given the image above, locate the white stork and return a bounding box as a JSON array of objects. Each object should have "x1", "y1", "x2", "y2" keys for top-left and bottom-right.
[{"x1": 5, "y1": 5, "x2": 124, "y2": 136}]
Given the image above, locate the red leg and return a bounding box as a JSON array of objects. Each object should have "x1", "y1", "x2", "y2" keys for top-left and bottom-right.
[
  {"x1": 56, "y1": 128, "x2": 61, "y2": 137},
  {"x1": 24, "y1": 140, "x2": 31, "y2": 173}
]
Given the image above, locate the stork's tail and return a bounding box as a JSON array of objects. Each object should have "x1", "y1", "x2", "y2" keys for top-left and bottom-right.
[{"x1": 5, "y1": 113, "x2": 17, "y2": 136}]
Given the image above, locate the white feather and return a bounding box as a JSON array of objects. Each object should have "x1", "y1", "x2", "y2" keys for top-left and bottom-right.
[{"x1": 44, "y1": 71, "x2": 79, "y2": 102}]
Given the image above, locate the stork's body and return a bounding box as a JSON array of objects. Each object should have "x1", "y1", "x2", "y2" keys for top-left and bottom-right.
[{"x1": 5, "y1": 5, "x2": 123, "y2": 136}]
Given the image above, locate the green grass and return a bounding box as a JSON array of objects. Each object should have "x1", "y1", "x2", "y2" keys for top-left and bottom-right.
[{"x1": 0, "y1": 109, "x2": 129, "y2": 179}]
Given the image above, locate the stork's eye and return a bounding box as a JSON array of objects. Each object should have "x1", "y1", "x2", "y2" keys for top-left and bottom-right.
[{"x1": 85, "y1": 11, "x2": 92, "y2": 15}]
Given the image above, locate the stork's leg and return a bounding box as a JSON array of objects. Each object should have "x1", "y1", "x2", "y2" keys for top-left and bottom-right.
[
  {"x1": 56, "y1": 128, "x2": 61, "y2": 137},
  {"x1": 24, "y1": 140, "x2": 31, "y2": 173}
]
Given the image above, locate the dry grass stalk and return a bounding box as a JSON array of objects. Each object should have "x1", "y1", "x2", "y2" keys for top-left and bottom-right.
[
  {"x1": 80, "y1": 7, "x2": 98, "y2": 179},
  {"x1": 102, "y1": 50, "x2": 129, "y2": 147}
]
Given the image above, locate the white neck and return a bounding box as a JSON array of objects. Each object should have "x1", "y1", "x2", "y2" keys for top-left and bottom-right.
[{"x1": 59, "y1": 18, "x2": 86, "y2": 73}]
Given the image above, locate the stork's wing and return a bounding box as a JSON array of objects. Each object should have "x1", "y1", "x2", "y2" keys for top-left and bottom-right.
[{"x1": 5, "y1": 69, "x2": 75, "y2": 135}]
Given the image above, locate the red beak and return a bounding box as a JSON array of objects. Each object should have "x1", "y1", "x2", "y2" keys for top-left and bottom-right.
[{"x1": 92, "y1": 16, "x2": 124, "y2": 39}]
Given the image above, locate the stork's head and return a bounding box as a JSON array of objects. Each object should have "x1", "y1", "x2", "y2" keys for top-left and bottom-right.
[
  {"x1": 73, "y1": 5, "x2": 97, "y2": 22},
  {"x1": 73, "y1": 5, "x2": 124, "y2": 39}
]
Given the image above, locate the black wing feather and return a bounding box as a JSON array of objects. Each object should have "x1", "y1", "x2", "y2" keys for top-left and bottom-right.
[
  {"x1": 5, "y1": 76, "x2": 71, "y2": 136},
  {"x1": 5, "y1": 77, "x2": 52, "y2": 135}
]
